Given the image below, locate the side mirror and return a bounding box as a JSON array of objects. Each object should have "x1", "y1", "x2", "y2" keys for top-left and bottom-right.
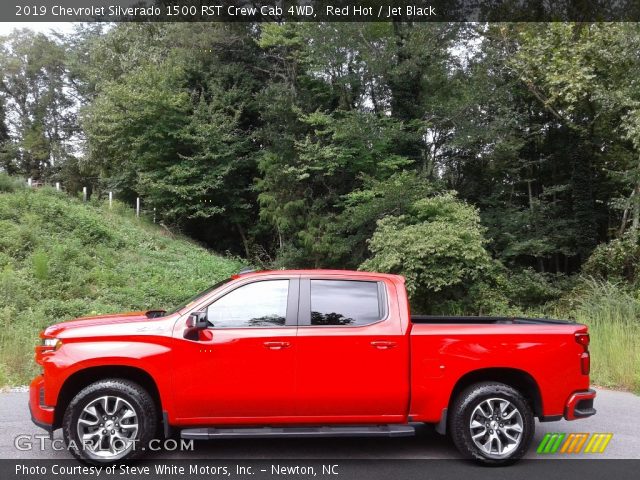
[{"x1": 184, "y1": 311, "x2": 208, "y2": 339}]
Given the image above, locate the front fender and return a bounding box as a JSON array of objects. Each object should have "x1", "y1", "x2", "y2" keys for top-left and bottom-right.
[{"x1": 42, "y1": 339, "x2": 173, "y2": 413}]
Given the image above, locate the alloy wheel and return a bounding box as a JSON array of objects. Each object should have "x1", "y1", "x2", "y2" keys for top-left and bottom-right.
[
  {"x1": 469, "y1": 397, "x2": 524, "y2": 458},
  {"x1": 76, "y1": 395, "x2": 139, "y2": 459}
]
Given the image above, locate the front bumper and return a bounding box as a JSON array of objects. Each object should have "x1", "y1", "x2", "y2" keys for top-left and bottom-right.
[
  {"x1": 564, "y1": 389, "x2": 597, "y2": 420},
  {"x1": 29, "y1": 375, "x2": 54, "y2": 432}
]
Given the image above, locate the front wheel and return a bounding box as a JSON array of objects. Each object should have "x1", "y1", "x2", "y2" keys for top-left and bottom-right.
[
  {"x1": 449, "y1": 382, "x2": 534, "y2": 465},
  {"x1": 62, "y1": 379, "x2": 157, "y2": 464}
]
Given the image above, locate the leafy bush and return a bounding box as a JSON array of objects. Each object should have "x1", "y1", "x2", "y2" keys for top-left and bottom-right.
[
  {"x1": 583, "y1": 234, "x2": 640, "y2": 284},
  {"x1": 0, "y1": 172, "x2": 25, "y2": 193},
  {"x1": 360, "y1": 193, "x2": 495, "y2": 313},
  {"x1": 31, "y1": 250, "x2": 49, "y2": 281},
  {"x1": 504, "y1": 268, "x2": 567, "y2": 308}
]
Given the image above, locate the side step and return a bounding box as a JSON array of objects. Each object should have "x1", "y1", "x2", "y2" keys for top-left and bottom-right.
[{"x1": 180, "y1": 424, "x2": 415, "y2": 440}]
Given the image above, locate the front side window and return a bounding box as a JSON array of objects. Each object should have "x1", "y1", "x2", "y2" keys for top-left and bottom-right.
[
  {"x1": 310, "y1": 280, "x2": 383, "y2": 326},
  {"x1": 206, "y1": 280, "x2": 289, "y2": 328}
]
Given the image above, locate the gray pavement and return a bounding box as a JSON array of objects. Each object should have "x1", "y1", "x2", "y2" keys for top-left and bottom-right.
[{"x1": 0, "y1": 388, "x2": 637, "y2": 460}]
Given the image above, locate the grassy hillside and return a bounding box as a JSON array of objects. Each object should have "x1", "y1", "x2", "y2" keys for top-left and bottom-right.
[{"x1": 0, "y1": 178, "x2": 241, "y2": 386}]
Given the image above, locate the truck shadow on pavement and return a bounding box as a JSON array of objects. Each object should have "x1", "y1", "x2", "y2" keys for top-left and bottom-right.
[{"x1": 148, "y1": 424, "x2": 462, "y2": 460}]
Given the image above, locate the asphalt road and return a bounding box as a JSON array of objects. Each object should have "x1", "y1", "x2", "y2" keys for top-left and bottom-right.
[{"x1": 1, "y1": 388, "x2": 638, "y2": 460}]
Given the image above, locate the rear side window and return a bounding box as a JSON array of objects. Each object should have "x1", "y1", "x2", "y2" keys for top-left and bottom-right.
[{"x1": 310, "y1": 280, "x2": 384, "y2": 326}]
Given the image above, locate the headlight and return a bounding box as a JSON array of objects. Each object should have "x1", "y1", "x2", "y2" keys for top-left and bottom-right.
[{"x1": 42, "y1": 338, "x2": 62, "y2": 350}]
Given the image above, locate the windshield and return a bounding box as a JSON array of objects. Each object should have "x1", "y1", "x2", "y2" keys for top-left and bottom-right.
[{"x1": 166, "y1": 278, "x2": 233, "y2": 315}]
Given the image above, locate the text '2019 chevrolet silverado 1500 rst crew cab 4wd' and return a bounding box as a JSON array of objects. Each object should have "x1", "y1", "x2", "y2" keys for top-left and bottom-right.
[{"x1": 30, "y1": 269, "x2": 596, "y2": 465}]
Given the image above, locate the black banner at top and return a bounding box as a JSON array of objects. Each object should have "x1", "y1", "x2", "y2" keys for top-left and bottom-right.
[{"x1": 5, "y1": 0, "x2": 640, "y2": 22}]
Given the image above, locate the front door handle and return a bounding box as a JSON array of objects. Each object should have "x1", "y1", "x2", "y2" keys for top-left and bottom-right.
[
  {"x1": 263, "y1": 341, "x2": 291, "y2": 350},
  {"x1": 371, "y1": 340, "x2": 397, "y2": 350}
]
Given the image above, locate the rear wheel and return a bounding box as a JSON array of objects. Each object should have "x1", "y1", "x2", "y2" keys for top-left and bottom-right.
[
  {"x1": 449, "y1": 382, "x2": 534, "y2": 465},
  {"x1": 62, "y1": 379, "x2": 157, "y2": 464}
]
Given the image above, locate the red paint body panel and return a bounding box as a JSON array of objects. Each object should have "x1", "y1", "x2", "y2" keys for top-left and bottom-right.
[
  {"x1": 409, "y1": 324, "x2": 590, "y2": 421},
  {"x1": 171, "y1": 326, "x2": 298, "y2": 420},
  {"x1": 29, "y1": 269, "x2": 594, "y2": 432},
  {"x1": 294, "y1": 275, "x2": 410, "y2": 419}
]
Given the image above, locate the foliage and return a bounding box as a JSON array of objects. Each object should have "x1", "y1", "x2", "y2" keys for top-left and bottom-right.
[
  {"x1": 503, "y1": 268, "x2": 567, "y2": 309},
  {"x1": 3, "y1": 23, "x2": 640, "y2": 276},
  {"x1": 0, "y1": 187, "x2": 241, "y2": 386},
  {"x1": 77, "y1": 23, "x2": 265, "y2": 256},
  {"x1": 258, "y1": 110, "x2": 413, "y2": 267},
  {"x1": 0, "y1": 172, "x2": 25, "y2": 192},
  {"x1": 333, "y1": 171, "x2": 436, "y2": 268},
  {"x1": 583, "y1": 234, "x2": 640, "y2": 284},
  {"x1": 509, "y1": 23, "x2": 640, "y2": 254},
  {"x1": 361, "y1": 193, "x2": 495, "y2": 313},
  {"x1": 0, "y1": 30, "x2": 77, "y2": 179}
]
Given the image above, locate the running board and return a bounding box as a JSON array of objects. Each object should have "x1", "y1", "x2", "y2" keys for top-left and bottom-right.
[{"x1": 180, "y1": 424, "x2": 415, "y2": 440}]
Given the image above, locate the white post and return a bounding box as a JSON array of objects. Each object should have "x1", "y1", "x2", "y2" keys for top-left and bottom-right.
[
  {"x1": 153, "y1": 207, "x2": 156, "y2": 223},
  {"x1": 82, "y1": 186, "x2": 87, "y2": 202},
  {"x1": 27, "y1": 178, "x2": 32, "y2": 187},
  {"x1": 109, "y1": 191, "x2": 113, "y2": 209},
  {"x1": 136, "y1": 197, "x2": 140, "y2": 217},
  {"x1": 55, "y1": 182, "x2": 60, "y2": 191}
]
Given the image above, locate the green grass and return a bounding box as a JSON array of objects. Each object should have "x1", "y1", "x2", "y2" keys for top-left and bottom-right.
[
  {"x1": 0, "y1": 181, "x2": 242, "y2": 386},
  {"x1": 555, "y1": 281, "x2": 640, "y2": 393}
]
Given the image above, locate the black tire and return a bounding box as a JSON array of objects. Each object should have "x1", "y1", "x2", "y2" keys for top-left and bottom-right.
[
  {"x1": 449, "y1": 382, "x2": 534, "y2": 466},
  {"x1": 63, "y1": 379, "x2": 157, "y2": 464}
]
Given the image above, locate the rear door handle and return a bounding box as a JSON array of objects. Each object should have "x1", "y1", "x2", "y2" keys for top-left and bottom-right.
[
  {"x1": 370, "y1": 341, "x2": 397, "y2": 350},
  {"x1": 263, "y1": 341, "x2": 291, "y2": 350}
]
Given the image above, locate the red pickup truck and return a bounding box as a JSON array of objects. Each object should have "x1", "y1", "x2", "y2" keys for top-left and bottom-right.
[{"x1": 30, "y1": 269, "x2": 595, "y2": 465}]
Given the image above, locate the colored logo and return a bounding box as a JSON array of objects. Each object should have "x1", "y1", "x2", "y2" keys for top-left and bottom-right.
[{"x1": 537, "y1": 433, "x2": 613, "y2": 454}]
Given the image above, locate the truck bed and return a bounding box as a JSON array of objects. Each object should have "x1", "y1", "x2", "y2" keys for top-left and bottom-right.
[
  {"x1": 408, "y1": 314, "x2": 589, "y2": 423},
  {"x1": 410, "y1": 315, "x2": 573, "y2": 325}
]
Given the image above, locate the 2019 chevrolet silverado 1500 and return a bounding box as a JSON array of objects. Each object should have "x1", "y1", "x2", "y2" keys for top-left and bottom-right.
[{"x1": 30, "y1": 269, "x2": 596, "y2": 465}]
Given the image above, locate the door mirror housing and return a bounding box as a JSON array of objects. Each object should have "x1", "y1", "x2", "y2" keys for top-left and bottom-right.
[
  {"x1": 184, "y1": 311, "x2": 208, "y2": 339},
  {"x1": 187, "y1": 311, "x2": 208, "y2": 329}
]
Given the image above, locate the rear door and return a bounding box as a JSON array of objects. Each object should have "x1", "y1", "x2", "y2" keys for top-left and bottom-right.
[{"x1": 294, "y1": 276, "x2": 409, "y2": 421}]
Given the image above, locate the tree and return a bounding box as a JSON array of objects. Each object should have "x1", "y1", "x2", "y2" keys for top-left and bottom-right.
[
  {"x1": 508, "y1": 23, "x2": 640, "y2": 249},
  {"x1": 0, "y1": 97, "x2": 15, "y2": 173},
  {"x1": 81, "y1": 23, "x2": 266, "y2": 256},
  {"x1": 334, "y1": 171, "x2": 435, "y2": 268},
  {"x1": 0, "y1": 30, "x2": 77, "y2": 179}
]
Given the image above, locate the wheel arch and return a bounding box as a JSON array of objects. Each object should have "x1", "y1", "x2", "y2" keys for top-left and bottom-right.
[
  {"x1": 449, "y1": 367, "x2": 543, "y2": 418},
  {"x1": 53, "y1": 365, "x2": 162, "y2": 430}
]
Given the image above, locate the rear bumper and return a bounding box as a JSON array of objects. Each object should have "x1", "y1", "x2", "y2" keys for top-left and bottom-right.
[
  {"x1": 29, "y1": 375, "x2": 54, "y2": 432},
  {"x1": 564, "y1": 389, "x2": 597, "y2": 420}
]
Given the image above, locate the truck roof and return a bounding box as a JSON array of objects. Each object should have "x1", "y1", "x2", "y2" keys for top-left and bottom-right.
[{"x1": 232, "y1": 269, "x2": 405, "y2": 282}]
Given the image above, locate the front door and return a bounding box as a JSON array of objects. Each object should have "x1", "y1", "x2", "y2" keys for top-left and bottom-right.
[{"x1": 173, "y1": 277, "x2": 298, "y2": 423}]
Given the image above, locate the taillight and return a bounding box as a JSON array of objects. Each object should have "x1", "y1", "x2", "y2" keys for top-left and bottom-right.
[
  {"x1": 580, "y1": 353, "x2": 590, "y2": 375},
  {"x1": 576, "y1": 332, "x2": 590, "y2": 375},
  {"x1": 575, "y1": 333, "x2": 590, "y2": 348}
]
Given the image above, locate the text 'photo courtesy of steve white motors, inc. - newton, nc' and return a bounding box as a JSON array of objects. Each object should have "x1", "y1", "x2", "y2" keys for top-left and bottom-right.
[{"x1": 14, "y1": 463, "x2": 339, "y2": 477}]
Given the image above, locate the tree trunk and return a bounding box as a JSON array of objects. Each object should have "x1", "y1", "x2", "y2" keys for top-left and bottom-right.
[
  {"x1": 235, "y1": 222, "x2": 251, "y2": 259},
  {"x1": 632, "y1": 181, "x2": 640, "y2": 243}
]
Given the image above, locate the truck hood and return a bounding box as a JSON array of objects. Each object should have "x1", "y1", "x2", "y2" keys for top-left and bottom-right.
[{"x1": 43, "y1": 310, "x2": 167, "y2": 337}]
